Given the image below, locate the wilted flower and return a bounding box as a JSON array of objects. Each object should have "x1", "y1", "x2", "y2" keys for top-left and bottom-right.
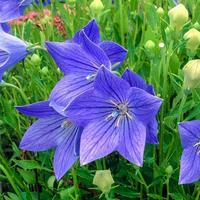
[
  {"x1": 93, "y1": 170, "x2": 114, "y2": 193},
  {"x1": 46, "y1": 19, "x2": 127, "y2": 113},
  {"x1": 183, "y1": 28, "x2": 200, "y2": 52},
  {"x1": 16, "y1": 101, "x2": 83, "y2": 180},
  {"x1": 122, "y1": 69, "x2": 159, "y2": 144},
  {"x1": 66, "y1": 67, "x2": 162, "y2": 166},
  {"x1": 178, "y1": 121, "x2": 200, "y2": 184},
  {"x1": 183, "y1": 59, "x2": 200, "y2": 89},
  {"x1": 90, "y1": 0, "x2": 104, "y2": 15},
  {"x1": 0, "y1": 0, "x2": 32, "y2": 23},
  {"x1": 0, "y1": 29, "x2": 29, "y2": 81},
  {"x1": 168, "y1": 4, "x2": 189, "y2": 31}
]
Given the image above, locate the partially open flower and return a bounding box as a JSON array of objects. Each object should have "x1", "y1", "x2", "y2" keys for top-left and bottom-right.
[
  {"x1": 93, "y1": 170, "x2": 114, "y2": 193},
  {"x1": 168, "y1": 4, "x2": 189, "y2": 31},
  {"x1": 90, "y1": 0, "x2": 104, "y2": 15},
  {"x1": 183, "y1": 28, "x2": 200, "y2": 52},
  {"x1": 183, "y1": 59, "x2": 200, "y2": 89}
]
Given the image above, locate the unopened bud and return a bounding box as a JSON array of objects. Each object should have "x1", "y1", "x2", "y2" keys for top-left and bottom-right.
[
  {"x1": 156, "y1": 7, "x2": 164, "y2": 17},
  {"x1": 41, "y1": 66, "x2": 49, "y2": 75},
  {"x1": 165, "y1": 165, "x2": 173, "y2": 175},
  {"x1": 184, "y1": 28, "x2": 200, "y2": 52},
  {"x1": 93, "y1": 170, "x2": 114, "y2": 193},
  {"x1": 168, "y1": 4, "x2": 189, "y2": 31},
  {"x1": 145, "y1": 40, "x2": 155, "y2": 50},
  {"x1": 31, "y1": 54, "x2": 41, "y2": 65},
  {"x1": 194, "y1": 22, "x2": 200, "y2": 30},
  {"x1": 90, "y1": 0, "x2": 104, "y2": 15},
  {"x1": 183, "y1": 59, "x2": 200, "y2": 89}
]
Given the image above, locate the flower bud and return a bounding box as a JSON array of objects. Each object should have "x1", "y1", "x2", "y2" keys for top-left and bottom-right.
[
  {"x1": 194, "y1": 22, "x2": 200, "y2": 30},
  {"x1": 145, "y1": 40, "x2": 155, "y2": 50},
  {"x1": 41, "y1": 66, "x2": 49, "y2": 75},
  {"x1": 183, "y1": 28, "x2": 200, "y2": 51},
  {"x1": 183, "y1": 59, "x2": 200, "y2": 89},
  {"x1": 93, "y1": 170, "x2": 114, "y2": 193},
  {"x1": 168, "y1": 4, "x2": 189, "y2": 31},
  {"x1": 90, "y1": 0, "x2": 104, "y2": 15},
  {"x1": 31, "y1": 54, "x2": 41, "y2": 66},
  {"x1": 165, "y1": 165, "x2": 173, "y2": 175},
  {"x1": 156, "y1": 7, "x2": 164, "y2": 17}
]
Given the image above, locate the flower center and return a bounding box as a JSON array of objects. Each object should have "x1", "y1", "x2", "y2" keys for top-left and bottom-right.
[
  {"x1": 61, "y1": 119, "x2": 73, "y2": 128},
  {"x1": 106, "y1": 100, "x2": 133, "y2": 127},
  {"x1": 194, "y1": 140, "x2": 200, "y2": 155}
]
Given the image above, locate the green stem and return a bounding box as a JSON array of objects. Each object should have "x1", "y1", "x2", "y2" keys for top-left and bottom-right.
[
  {"x1": 177, "y1": 91, "x2": 187, "y2": 123},
  {"x1": 71, "y1": 166, "x2": 80, "y2": 200}
]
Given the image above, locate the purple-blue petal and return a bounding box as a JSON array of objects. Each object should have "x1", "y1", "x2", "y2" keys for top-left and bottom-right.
[
  {"x1": 65, "y1": 89, "x2": 114, "y2": 126},
  {"x1": 49, "y1": 74, "x2": 93, "y2": 113},
  {"x1": 53, "y1": 125, "x2": 82, "y2": 180},
  {"x1": 94, "y1": 67, "x2": 130, "y2": 102},
  {"x1": 19, "y1": 115, "x2": 68, "y2": 151},
  {"x1": 100, "y1": 41, "x2": 127, "y2": 70},
  {"x1": 16, "y1": 101, "x2": 58, "y2": 118},
  {"x1": 117, "y1": 118, "x2": 146, "y2": 166},
  {"x1": 0, "y1": 23, "x2": 10, "y2": 33},
  {"x1": 179, "y1": 147, "x2": 200, "y2": 184},
  {"x1": 146, "y1": 120, "x2": 159, "y2": 144},
  {"x1": 127, "y1": 87, "x2": 162, "y2": 125},
  {"x1": 178, "y1": 121, "x2": 200, "y2": 149},
  {"x1": 73, "y1": 19, "x2": 100, "y2": 44},
  {"x1": 80, "y1": 118, "x2": 120, "y2": 165}
]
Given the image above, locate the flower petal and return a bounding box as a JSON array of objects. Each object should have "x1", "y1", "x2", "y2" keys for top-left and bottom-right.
[
  {"x1": 53, "y1": 126, "x2": 82, "y2": 180},
  {"x1": 65, "y1": 89, "x2": 114, "y2": 126},
  {"x1": 99, "y1": 41, "x2": 127, "y2": 70},
  {"x1": 45, "y1": 31, "x2": 110, "y2": 75},
  {"x1": 16, "y1": 101, "x2": 58, "y2": 118},
  {"x1": 179, "y1": 147, "x2": 200, "y2": 184},
  {"x1": 20, "y1": 115, "x2": 70, "y2": 151},
  {"x1": 0, "y1": 49, "x2": 9, "y2": 67},
  {"x1": 146, "y1": 120, "x2": 159, "y2": 144},
  {"x1": 94, "y1": 67, "x2": 130, "y2": 102},
  {"x1": 49, "y1": 74, "x2": 93, "y2": 113},
  {"x1": 80, "y1": 118, "x2": 120, "y2": 165},
  {"x1": 73, "y1": 19, "x2": 100, "y2": 44},
  {"x1": 178, "y1": 121, "x2": 200, "y2": 149},
  {"x1": 0, "y1": 23, "x2": 10, "y2": 33},
  {"x1": 117, "y1": 118, "x2": 146, "y2": 166},
  {"x1": 127, "y1": 87, "x2": 162, "y2": 124},
  {"x1": 122, "y1": 69, "x2": 154, "y2": 95}
]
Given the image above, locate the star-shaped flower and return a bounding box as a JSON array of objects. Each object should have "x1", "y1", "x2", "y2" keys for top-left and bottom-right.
[
  {"x1": 66, "y1": 67, "x2": 162, "y2": 166},
  {"x1": 178, "y1": 120, "x2": 200, "y2": 184},
  {"x1": 45, "y1": 19, "x2": 127, "y2": 114},
  {"x1": 16, "y1": 100, "x2": 83, "y2": 180}
]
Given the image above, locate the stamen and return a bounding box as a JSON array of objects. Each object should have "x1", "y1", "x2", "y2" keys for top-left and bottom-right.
[
  {"x1": 61, "y1": 120, "x2": 72, "y2": 128},
  {"x1": 194, "y1": 140, "x2": 200, "y2": 155},
  {"x1": 106, "y1": 111, "x2": 119, "y2": 121}
]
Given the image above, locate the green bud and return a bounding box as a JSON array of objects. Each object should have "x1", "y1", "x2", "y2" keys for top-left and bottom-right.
[
  {"x1": 183, "y1": 59, "x2": 200, "y2": 89},
  {"x1": 168, "y1": 4, "x2": 189, "y2": 31},
  {"x1": 31, "y1": 54, "x2": 41, "y2": 66},
  {"x1": 90, "y1": 0, "x2": 104, "y2": 15},
  {"x1": 93, "y1": 170, "x2": 114, "y2": 193},
  {"x1": 183, "y1": 28, "x2": 200, "y2": 52},
  {"x1": 156, "y1": 7, "x2": 164, "y2": 17},
  {"x1": 145, "y1": 40, "x2": 155, "y2": 50},
  {"x1": 165, "y1": 165, "x2": 173, "y2": 175},
  {"x1": 194, "y1": 22, "x2": 200, "y2": 30},
  {"x1": 41, "y1": 67, "x2": 49, "y2": 75}
]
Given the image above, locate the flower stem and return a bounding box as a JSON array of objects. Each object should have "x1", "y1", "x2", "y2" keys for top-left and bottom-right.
[{"x1": 71, "y1": 166, "x2": 80, "y2": 200}]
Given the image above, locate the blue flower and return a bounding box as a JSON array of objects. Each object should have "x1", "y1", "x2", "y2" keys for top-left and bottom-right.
[
  {"x1": 0, "y1": 0, "x2": 32, "y2": 23},
  {"x1": 122, "y1": 69, "x2": 159, "y2": 144},
  {"x1": 46, "y1": 19, "x2": 127, "y2": 114},
  {"x1": 66, "y1": 67, "x2": 162, "y2": 166},
  {"x1": 178, "y1": 121, "x2": 200, "y2": 184},
  {"x1": 0, "y1": 29, "x2": 29, "y2": 81},
  {"x1": 16, "y1": 100, "x2": 83, "y2": 180}
]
